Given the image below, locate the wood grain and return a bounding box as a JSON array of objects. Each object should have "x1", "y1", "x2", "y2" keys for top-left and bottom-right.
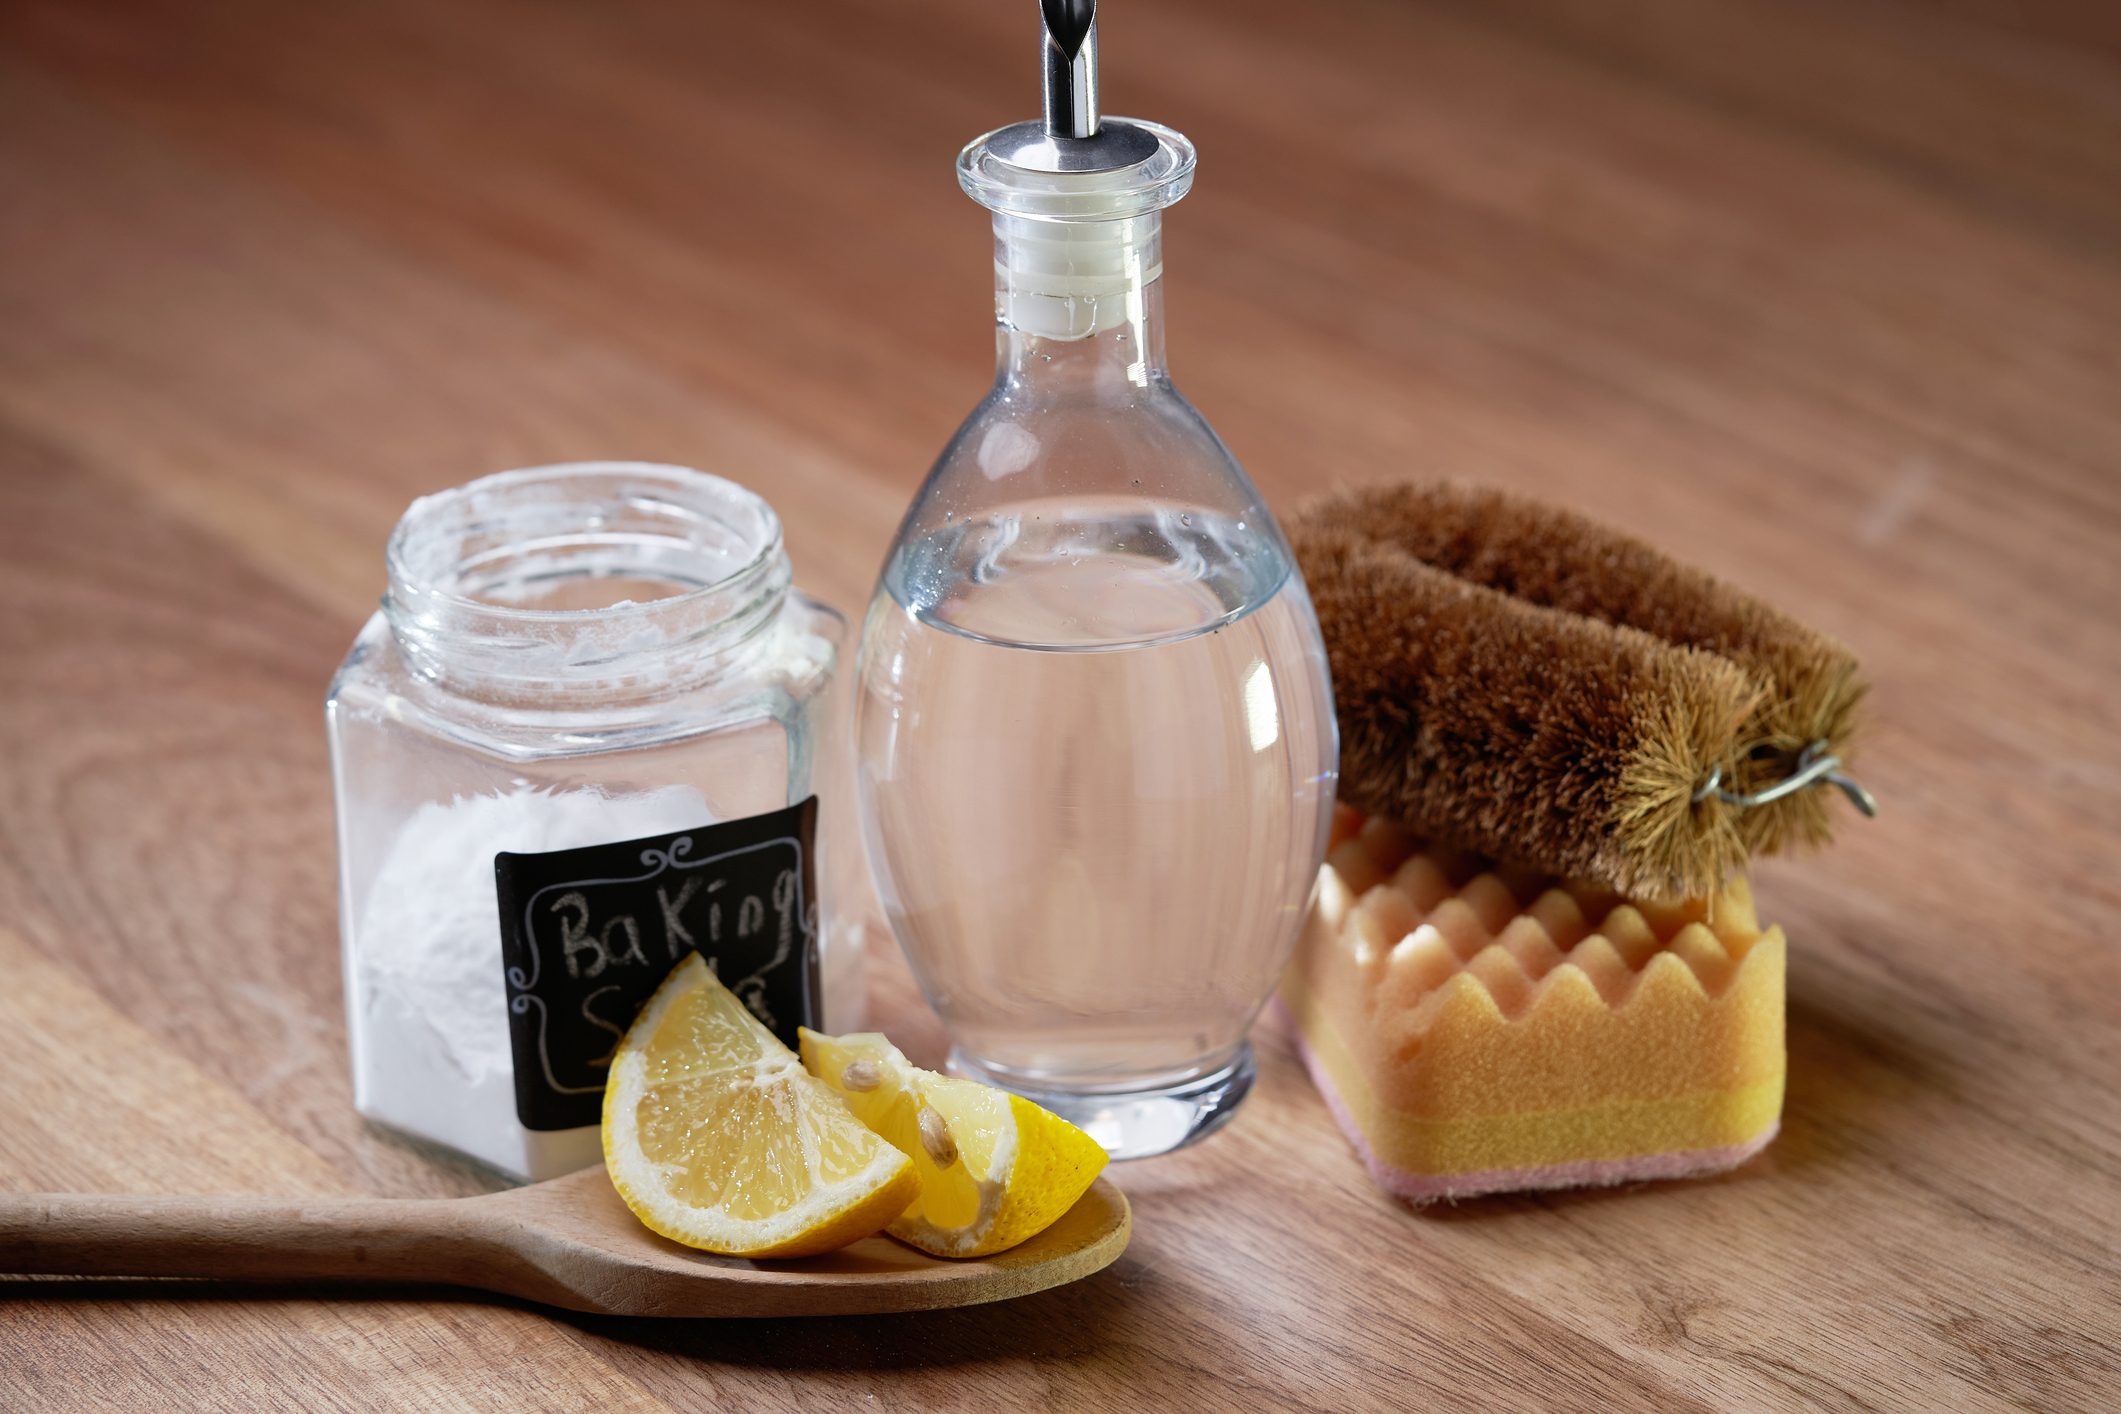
[{"x1": 0, "y1": 0, "x2": 2116, "y2": 1408}]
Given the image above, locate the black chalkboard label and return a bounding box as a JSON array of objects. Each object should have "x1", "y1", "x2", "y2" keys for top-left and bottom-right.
[{"x1": 494, "y1": 796, "x2": 820, "y2": 1131}]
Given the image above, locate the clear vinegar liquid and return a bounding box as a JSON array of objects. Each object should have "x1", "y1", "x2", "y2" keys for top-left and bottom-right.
[{"x1": 857, "y1": 499, "x2": 1336, "y2": 1094}]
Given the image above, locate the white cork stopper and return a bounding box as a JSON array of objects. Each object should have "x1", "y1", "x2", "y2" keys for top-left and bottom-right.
[
  {"x1": 994, "y1": 213, "x2": 1160, "y2": 340},
  {"x1": 957, "y1": 116, "x2": 1194, "y2": 341}
]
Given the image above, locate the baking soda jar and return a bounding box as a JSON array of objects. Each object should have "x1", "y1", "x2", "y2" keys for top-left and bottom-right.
[{"x1": 326, "y1": 463, "x2": 866, "y2": 1181}]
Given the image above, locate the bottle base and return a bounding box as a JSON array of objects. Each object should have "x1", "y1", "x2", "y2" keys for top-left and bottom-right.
[{"x1": 946, "y1": 1042, "x2": 1256, "y2": 1160}]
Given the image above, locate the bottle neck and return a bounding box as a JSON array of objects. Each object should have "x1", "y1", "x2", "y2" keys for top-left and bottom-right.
[{"x1": 992, "y1": 211, "x2": 1167, "y2": 390}]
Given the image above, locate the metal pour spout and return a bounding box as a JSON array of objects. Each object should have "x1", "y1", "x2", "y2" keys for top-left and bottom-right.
[
  {"x1": 971, "y1": 0, "x2": 1163, "y2": 176},
  {"x1": 1042, "y1": 0, "x2": 1100, "y2": 140}
]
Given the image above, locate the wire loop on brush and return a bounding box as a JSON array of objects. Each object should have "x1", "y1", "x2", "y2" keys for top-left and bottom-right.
[{"x1": 1694, "y1": 740, "x2": 1878, "y2": 818}]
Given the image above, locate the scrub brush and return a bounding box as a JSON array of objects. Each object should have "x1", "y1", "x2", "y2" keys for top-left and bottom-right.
[{"x1": 1287, "y1": 481, "x2": 1872, "y2": 902}]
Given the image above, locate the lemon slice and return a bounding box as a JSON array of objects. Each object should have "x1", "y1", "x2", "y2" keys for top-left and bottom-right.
[
  {"x1": 602, "y1": 956, "x2": 918, "y2": 1258},
  {"x1": 798, "y1": 1029, "x2": 1109, "y2": 1258}
]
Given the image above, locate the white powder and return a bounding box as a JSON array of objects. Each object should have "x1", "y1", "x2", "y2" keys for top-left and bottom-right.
[{"x1": 348, "y1": 784, "x2": 716, "y2": 1181}]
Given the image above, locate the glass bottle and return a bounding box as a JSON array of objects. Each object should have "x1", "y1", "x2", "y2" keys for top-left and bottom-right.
[
  {"x1": 855, "y1": 5, "x2": 1339, "y2": 1158},
  {"x1": 327, "y1": 462, "x2": 867, "y2": 1181}
]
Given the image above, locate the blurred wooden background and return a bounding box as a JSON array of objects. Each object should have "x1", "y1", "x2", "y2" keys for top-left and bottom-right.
[{"x1": 1, "y1": 0, "x2": 2116, "y2": 1408}]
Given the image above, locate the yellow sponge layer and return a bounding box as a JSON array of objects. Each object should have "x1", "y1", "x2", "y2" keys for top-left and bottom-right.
[{"x1": 1281, "y1": 809, "x2": 1784, "y2": 1201}]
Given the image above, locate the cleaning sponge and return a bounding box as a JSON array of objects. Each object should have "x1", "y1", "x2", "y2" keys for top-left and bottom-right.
[{"x1": 1282, "y1": 809, "x2": 1784, "y2": 1203}]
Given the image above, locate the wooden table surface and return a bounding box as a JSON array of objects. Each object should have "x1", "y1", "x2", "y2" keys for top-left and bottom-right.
[{"x1": 2, "y1": 0, "x2": 2117, "y2": 1408}]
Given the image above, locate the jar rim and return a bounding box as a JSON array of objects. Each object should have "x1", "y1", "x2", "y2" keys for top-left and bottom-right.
[
  {"x1": 383, "y1": 462, "x2": 792, "y2": 705},
  {"x1": 385, "y1": 461, "x2": 783, "y2": 624}
]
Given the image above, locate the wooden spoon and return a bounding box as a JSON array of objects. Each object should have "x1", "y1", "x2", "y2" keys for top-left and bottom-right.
[{"x1": 0, "y1": 1166, "x2": 1131, "y2": 1317}]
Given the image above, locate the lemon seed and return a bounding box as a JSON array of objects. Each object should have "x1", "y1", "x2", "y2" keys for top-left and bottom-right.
[{"x1": 918, "y1": 1106, "x2": 959, "y2": 1167}]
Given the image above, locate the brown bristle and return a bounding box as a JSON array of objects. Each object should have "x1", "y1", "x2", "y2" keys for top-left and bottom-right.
[
  {"x1": 1294, "y1": 521, "x2": 1759, "y2": 899},
  {"x1": 1290, "y1": 482, "x2": 1867, "y2": 898}
]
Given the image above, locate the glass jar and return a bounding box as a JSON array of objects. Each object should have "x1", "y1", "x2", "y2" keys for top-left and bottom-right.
[{"x1": 327, "y1": 462, "x2": 864, "y2": 1182}]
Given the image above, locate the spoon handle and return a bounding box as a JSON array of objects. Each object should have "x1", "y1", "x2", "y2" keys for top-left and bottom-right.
[{"x1": 0, "y1": 1190, "x2": 477, "y2": 1286}]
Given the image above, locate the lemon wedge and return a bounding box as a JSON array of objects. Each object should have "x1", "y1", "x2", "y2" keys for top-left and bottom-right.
[
  {"x1": 798, "y1": 1028, "x2": 1109, "y2": 1258},
  {"x1": 602, "y1": 956, "x2": 918, "y2": 1258}
]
